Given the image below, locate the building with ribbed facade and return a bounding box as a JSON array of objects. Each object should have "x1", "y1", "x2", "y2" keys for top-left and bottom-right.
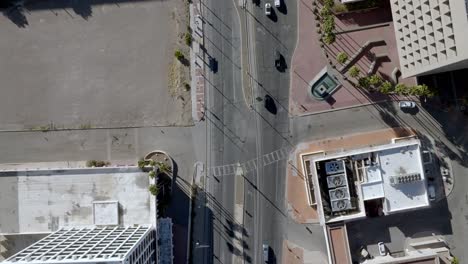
[
  {"x1": 390, "y1": 0, "x2": 468, "y2": 77},
  {"x1": 3, "y1": 225, "x2": 155, "y2": 264}
]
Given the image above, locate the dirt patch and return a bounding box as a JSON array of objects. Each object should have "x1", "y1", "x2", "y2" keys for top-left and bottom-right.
[{"x1": 167, "y1": 1, "x2": 192, "y2": 119}]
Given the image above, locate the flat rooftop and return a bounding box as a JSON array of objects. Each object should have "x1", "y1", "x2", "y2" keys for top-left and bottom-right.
[
  {"x1": 0, "y1": 168, "x2": 154, "y2": 233},
  {"x1": 312, "y1": 139, "x2": 429, "y2": 224},
  {"x1": 378, "y1": 144, "x2": 429, "y2": 213}
]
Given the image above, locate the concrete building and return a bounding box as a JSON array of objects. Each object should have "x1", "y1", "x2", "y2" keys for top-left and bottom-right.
[
  {"x1": 2, "y1": 225, "x2": 156, "y2": 264},
  {"x1": 0, "y1": 167, "x2": 162, "y2": 263},
  {"x1": 298, "y1": 135, "x2": 455, "y2": 263},
  {"x1": 306, "y1": 138, "x2": 429, "y2": 225},
  {"x1": 390, "y1": 0, "x2": 468, "y2": 77}
]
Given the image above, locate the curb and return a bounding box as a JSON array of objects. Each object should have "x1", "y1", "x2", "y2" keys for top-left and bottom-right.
[{"x1": 190, "y1": 2, "x2": 206, "y2": 123}]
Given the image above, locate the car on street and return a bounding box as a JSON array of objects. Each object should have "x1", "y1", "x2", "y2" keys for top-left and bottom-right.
[
  {"x1": 263, "y1": 244, "x2": 270, "y2": 263},
  {"x1": 264, "y1": 94, "x2": 277, "y2": 115},
  {"x1": 265, "y1": 3, "x2": 271, "y2": 16},
  {"x1": 428, "y1": 184, "x2": 436, "y2": 201},
  {"x1": 399, "y1": 100, "x2": 416, "y2": 109},
  {"x1": 275, "y1": 51, "x2": 282, "y2": 69},
  {"x1": 378, "y1": 242, "x2": 386, "y2": 256},
  {"x1": 274, "y1": 0, "x2": 281, "y2": 7}
]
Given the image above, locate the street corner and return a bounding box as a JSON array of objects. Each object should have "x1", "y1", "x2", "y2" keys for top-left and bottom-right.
[
  {"x1": 282, "y1": 240, "x2": 304, "y2": 264},
  {"x1": 286, "y1": 159, "x2": 320, "y2": 224},
  {"x1": 282, "y1": 240, "x2": 328, "y2": 264},
  {"x1": 289, "y1": 0, "x2": 421, "y2": 117}
]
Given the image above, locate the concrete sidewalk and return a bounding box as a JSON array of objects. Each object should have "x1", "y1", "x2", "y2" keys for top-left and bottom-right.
[
  {"x1": 190, "y1": 2, "x2": 206, "y2": 122},
  {"x1": 289, "y1": 0, "x2": 417, "y2": 116}
]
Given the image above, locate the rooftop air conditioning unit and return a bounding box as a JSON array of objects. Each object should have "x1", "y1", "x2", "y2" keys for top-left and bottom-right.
[
  {"x1": 327, "y1": 174, "x2": 347, "y2": 188},
  {"x1": 331, "y1": 199, "x2": 353, "y2": 212},
  {"x1": 329, "y1": 187, "x2": 350, "y2": 201},
  {"x1": 325, "y1": 160, "x2": 345, "y2": 175}
]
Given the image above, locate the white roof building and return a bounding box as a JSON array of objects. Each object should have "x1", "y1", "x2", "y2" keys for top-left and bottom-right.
[
  {"x1": 3, "y1": 225, "x2": 156, "y2": 264},
  {"x1": 309, "y1": 139, "x2": 430, "y2": 225},
  {"x1": 390, "y1": 0, "x2": 468, "y2": 77}
]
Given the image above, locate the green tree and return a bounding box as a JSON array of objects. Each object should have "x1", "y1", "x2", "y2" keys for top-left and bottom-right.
[
  {"x1": 149, "y1": 184, "x2": 159, "y2": 196},
  {"x1": 320, "y1": 6, "x2": 331, "y2": 17},
  {"x1": 185, "y1": 33, "x2": 192, "y2": 46},
  {"x1": 138, "y1": 158, "x2": 147, "y2": 169},
  {"x1": 156, "y1": 162, "x2": 172, "y2": 174},
  {"x1": 416, "y1": 84, "x2": 436, "y2": 98},
  {"x1": 394, "y1": 83, "x2": 408, "y2": 95},
  {"x1": 336, "y1": 52, "x2": 348, "y2": 64},
  {"x1": 451, "y1": 257, "x2": 459, "y2": 264},
  {"x1": 324, "y1": 0, "x2": 334, "y2": 8},
  {"x1": 348, "y1": 66, "x2": 360, "y2": 78},
  {"x1": 380, "y1": 81, "x2": 394, "y2": 94},
  {"x1": 322, "y1": 16, "x2": 335, "y2": 32},
  {"x1": 358, "y1": 77, "x2": 371, "y2": 89},
  {"x1": 368, "y1": 74, "x2": 383, "y2": 87},
  {"x1": 149, "y1": 170, "x2": 156, "y2": 179},
  {"x1": 323, "y1": 32, "x2": 336, "y2": 45},
  {"x1": 174, "y1": 50, "x2": 184, "y2": 60}
]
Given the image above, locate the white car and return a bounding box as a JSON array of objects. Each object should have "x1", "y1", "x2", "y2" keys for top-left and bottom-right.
[
  {"x1": 378, "y1": 242, "x2": 386, "y2": 256},
  {"x1": 274, "y1": 0, "x2": 281, "y2": 7},
  {"x1": 265, "y1": 3, "x2": 271, "y2": 15},
  {"x1": 399, "y1": 100, "x2": 416, "y2": 109},
  {"x1": 428, "y1": 184, "x2": 436, "y2": 201}
]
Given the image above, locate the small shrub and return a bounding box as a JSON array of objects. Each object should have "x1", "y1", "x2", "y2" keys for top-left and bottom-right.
[
  {"x1": 149, "y1": 160, "x2": 156, "y2": 166},
  {"x1": 394, "y1": 83, "x2": 408, "y2": 95},
  {"x1": 368, "y1": 74, "x2": 383, "y2": 87},
  {"x1": 332, "y1": 3, "x2": 348, "y2": 13},
  {"x1": 138, "y1": 158, "x2": 147, "y2": 169},
  {"x1": 86, "y1": 160, "x2": 110, "y2": 167},
  {"x1": 324, "y1": 0, "x2": 334, "y2": 8},
  {"x1": 174, "y1": 50, "x2": 184, "y2": 60},
  {"x1": 358, "y1": 77, "x2": 371, "y2": 89},
  {"x1": 184, "y1": 82, "x2": 191, "y2": 91},
  {"x1": 413, "y1": 84, "x2": 437, "y2": 97},
  {"x1": 322, "y1": 16, "x2": 335, "y2": 33},
  {"x1": 336, "y1": 52, "x2": 348, "y2": 64},
  {"x1": 349, "y1": 66, "x2": 360, "y2": 78},
  {"x1": 380, "y1": 81, "x2": 394, "y2": 94},
  {"x1": 157, "y1": 162, "x2": 172, "y2": 174},
  {"x1": 149, "y1": 184, "x2": 159, "y2": 196},
  {"x1": 320, "y1": 6, "x2": 331, "y2": 17},
  {"x1": 451, "y1": 257, "x2": 459, "y2": 264},
  {"x1": 149, "y1": 170, "x2": 156, "y2": 178},
  {"x1": 323, "y1": 33, "x2": 336, "y2": 45},
  {"x1": 185, "y1": 33, "x2": 192, "y2": 46}
]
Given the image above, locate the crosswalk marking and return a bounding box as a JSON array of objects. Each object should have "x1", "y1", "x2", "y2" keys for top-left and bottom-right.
[{"x1": 208, "y1": 147, "x2": 291, "y2": 177}]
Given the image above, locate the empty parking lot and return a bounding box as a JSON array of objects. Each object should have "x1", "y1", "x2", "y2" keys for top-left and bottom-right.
[{"x1": 0, "y1": 0, "x2": 192, "y2": 131}]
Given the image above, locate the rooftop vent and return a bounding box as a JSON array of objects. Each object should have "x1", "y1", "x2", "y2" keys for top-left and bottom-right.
[
  {"x1": 329, "y1": 187, "x2": 350, "y2": 201},
  {"x1": 389, "y1": 173, "x2": 422, "y2": 185},
  {"x1": 327, "y1": 174, "x2": 347, "y2": 188},
  {"x1": 325, "y1": 160, "x2": 345, "y2": 175},
  {"x1": 331, "y1": 199, "x2": 353, "y2": 212}
]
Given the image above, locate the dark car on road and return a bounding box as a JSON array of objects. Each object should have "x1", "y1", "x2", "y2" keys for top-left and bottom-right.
[{"x1": 264, "y1": 95, "x2": 277, "y2": 115}]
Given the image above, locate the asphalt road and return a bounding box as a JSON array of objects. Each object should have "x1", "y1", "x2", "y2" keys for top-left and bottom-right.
[{"x1": 244, "y1": 0, "x2": 298, "y2": 263}]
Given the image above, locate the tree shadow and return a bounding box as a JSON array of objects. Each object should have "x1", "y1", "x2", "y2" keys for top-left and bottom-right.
[{"x1": 1, "y1": 4, "x2": 28, "y2": 28}]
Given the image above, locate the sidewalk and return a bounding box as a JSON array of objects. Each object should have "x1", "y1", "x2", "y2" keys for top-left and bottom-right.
[
  {"x1": 289, "y1": 0, "x2": 417, "y2": 116},
  {"x1": 0, "y1": 160, "x2": 136, "y2": 171},
  {"x1": 190, "y1": 2, "x2": 206, "y2": 122}
]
